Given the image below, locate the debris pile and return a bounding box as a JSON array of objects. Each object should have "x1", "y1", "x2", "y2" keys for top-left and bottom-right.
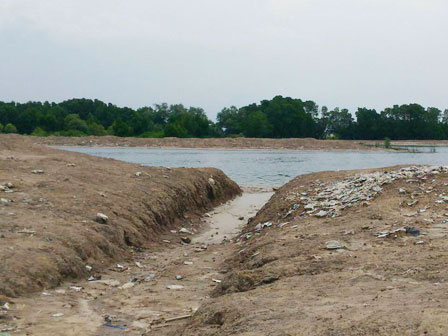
[{"x1": 285, "y1": 166, "x2": 448, "y2": 219}]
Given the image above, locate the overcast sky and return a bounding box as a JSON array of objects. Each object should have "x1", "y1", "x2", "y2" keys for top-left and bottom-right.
[{"x1": 0, "y1": 0, "x2": 447, "y2": 120}]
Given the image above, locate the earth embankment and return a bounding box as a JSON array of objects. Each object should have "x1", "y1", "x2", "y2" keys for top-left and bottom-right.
[
  {"x1": 181, "y1": 165, "x2": 448, "y2": 335},
  {"x1": 0, "y1": 134, "x2": 241, "y2": 297}
]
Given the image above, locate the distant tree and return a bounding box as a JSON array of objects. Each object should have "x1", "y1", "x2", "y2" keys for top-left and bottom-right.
[
  {"x1": 217, "y1": 106, "x2": 241, "y2": 135},
  {"x1": 111, "y1": 120, "x2": 133, "y2": 137},
  {"x1": 4, "y1": 123, "x2": 18, "y2": 133},
  {"x1": 31, "y1": 127, "x2": 47, "y2": 136},
  {"x1": 242, "y1": 111, "x2": 272, "y2": 137},
  {"x1": 64, "y1": 114, "x2": 89, "y2": 134},
  {"x1": 0, "y1": 122, "x2": 3, "y2": 132},
  {"x1": 164, "y1": 123, "x2": 188, "y2": 138}
]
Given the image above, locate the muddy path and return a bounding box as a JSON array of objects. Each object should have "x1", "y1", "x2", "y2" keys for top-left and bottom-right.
[{"x1": 4, "y1": 191, "x2": 273, "y2": 335}]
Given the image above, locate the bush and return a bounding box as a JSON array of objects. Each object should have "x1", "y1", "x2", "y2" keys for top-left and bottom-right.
[
  {"x1": 4, "y1": 123, "x2": 18, "y2": 133},
  {"x1": 139, "y1": 131, "x2": 165, "y2": 138},
  {"x1": 0, "y1": 123, "x2": 3, "y2": 132},
  {"x1": 31, "y1": 127, "x2": 47, "y2": 136},
  {"x1": 88, "y1": 122, "x2": 106, "y2": 136},
  {"x1": 384, "y1": 137, "x2": 391, "y2": 149},
  {"x1": 53, "y1": 129, "x2": 87, "y2": 137}
]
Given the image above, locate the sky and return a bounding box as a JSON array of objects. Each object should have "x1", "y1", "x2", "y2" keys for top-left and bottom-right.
[{"x1": 0, "y1": 0, "x2": 447, "y2": 120}]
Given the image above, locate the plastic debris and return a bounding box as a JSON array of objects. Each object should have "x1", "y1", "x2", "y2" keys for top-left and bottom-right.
[{"x1": 104, "y1": 323, "x2": 126, "y2": 330}]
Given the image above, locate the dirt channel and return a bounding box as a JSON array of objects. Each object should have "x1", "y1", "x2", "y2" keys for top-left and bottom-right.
[{"x1": 3, "y1": 135, "x2": 448, "y2": 336}]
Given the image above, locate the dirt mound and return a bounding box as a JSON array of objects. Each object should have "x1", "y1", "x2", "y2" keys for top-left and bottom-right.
[
  {"x1": 0, "y1": 135, "x2": 241, "y2": 297},
  {"x1": 32, "y1": 134, "x2": 377, "y2": 151},
  {"x1": 181, "y1": 166, "x2": 448, "y2": 335}
]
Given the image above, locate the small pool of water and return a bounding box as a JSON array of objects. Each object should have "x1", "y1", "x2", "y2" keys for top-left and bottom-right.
[{"x1": 59, "y1": 147, "x2": 448, "y2": 188}]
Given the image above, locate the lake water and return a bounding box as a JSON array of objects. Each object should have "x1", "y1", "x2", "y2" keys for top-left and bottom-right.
[{"x1": 60, "y1": 147, "x2": 448, "y2": 188}]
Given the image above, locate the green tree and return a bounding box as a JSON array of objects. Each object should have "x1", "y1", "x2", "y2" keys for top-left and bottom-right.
[
  {"x1": 4, "y1": 123, "x2": 18, "y2": 133},
  {"x1": 64, "y1": 114, "x2": 89, "y2": 134}
]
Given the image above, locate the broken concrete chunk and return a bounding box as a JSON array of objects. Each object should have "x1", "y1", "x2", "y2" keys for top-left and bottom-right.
[
  {"x1": 325, "y1": 240, "x2": 345, "y2": 250},
  {"x1": 31, "y1": 169, "x2": 44, "y2": 174},
  {"x1": 96, "y1": 213, "x2": 109, "y2": 224},
  {"x1": 315, "y1": 210, "x2": 328, "y2": 218},
  {"x1": 167, "y1": 285, "x2": 184, "y2": 290}
]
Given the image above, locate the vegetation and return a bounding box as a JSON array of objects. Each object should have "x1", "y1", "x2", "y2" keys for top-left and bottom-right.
[{"x1": 0, "y1": 96, "x2": 447, "y2": 139}]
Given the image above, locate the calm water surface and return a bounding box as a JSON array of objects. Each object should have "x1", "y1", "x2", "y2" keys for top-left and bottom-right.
[{"x1": 60, "y1": 147, "x2": 448, "y2": 188}]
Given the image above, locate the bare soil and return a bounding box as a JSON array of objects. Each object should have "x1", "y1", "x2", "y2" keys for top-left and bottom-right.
[
  {"x1": 33, "y1": 135, "x2": 379, "y2": 151},
  {"x1": 0, "y1": 134, "x2": 240, "y2": 298},
  {"x1": 182, "y1": 167, "x2": 448, "y2": 336},
  {"x1": 3, "y1": 134, "x2": 448, "y2": 335},
  {"x1": 32, "y1": 135, "x2": 448, "y2": 151}
]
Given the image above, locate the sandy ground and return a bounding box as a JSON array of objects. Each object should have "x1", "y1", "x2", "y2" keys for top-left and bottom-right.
[
  {"x1": 32, "y1": 135, "x2": 380, "y2": 151},
  {"x1": 1, "y1": 191, "x2": 272, "y2": 335},
  {"x1": 32, "y1": 135, "x2": 448, "y2": 151}
]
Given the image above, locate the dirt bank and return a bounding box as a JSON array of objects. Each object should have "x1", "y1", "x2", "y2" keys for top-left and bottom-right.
[
  {"x1": 181, "y1": 166, "x2": 448, "y2": 335},
  {"x1": 0, "y1": 191, "x2": 270, "y2": 335},
  {"x1": 32, "y1": 135, "x2": 380, "y2": 151},
  {"x1": 0, "y1": 134, "x2": 241, "y2": 297}
]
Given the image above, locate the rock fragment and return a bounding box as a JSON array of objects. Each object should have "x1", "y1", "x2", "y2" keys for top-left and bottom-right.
[{"x1": 96, "y1": 213, "x2": 109, "y2": 224}]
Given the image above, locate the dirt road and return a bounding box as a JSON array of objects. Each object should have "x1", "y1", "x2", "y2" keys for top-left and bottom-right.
[{"x1": 2, "y1": 191, "x2": 273, "y2": 335}]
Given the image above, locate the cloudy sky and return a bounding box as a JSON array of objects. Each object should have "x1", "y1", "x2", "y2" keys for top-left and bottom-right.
[{"x1": 0, "y1": 0, "x2": 447, "y2": 119}]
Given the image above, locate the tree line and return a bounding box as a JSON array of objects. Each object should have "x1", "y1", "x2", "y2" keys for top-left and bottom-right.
[{"x1": 0, "y1": 96, "x2": 447, "y2": 140}]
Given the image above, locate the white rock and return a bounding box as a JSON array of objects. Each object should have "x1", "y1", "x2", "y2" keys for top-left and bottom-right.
[
  {"x1": 31, "y1": 169, "x2": 44, "y2": 174},
  {"x1": 167, "y1": 285, "x2": 184, "y2": 290},
  {"x1": 120, "y1": 282, "x2": 135, "y2": 289},
  {"x1": 96, "y1": 213, "x2": 108, "y2": 224}
]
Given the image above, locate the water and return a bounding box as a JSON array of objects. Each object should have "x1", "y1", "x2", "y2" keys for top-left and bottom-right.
[{"x1": 60, "y1": 147, "x2": 448, "y2": 188}]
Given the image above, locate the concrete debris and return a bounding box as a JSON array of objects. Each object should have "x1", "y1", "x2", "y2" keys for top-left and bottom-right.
[
  {"x1": 52, "y1": 313, "x2": 64, "y2": 318},
  {"x1": 96, "y1": 213, "x2": 109, "y2": 224},
  {"x1": 376, "y1": 227, "x2": 420, "y2": 238},
  {"x1": 325, "y1": 240, "x2": 345, "y2": 250},
  {"x1": 93, "y1": 279, "x2": 121, "y2": 287},
  {"x1": 255, "y1": 221, "x2": 273, "y2": 232},
  {"x1": 135, "y1": 261, "x2": 143, "y2": 268},
  {"x1": 208, "y1": 178, "x2": 216, "y2": 186},
  {"x1": 69, "y1": 286, "x2": 83, "y2": 292},
  {"x1": 284, "y1": 166, "x2": 448, "y2": 219},
  {"x1": 135, "y1": 171, "x2": 142, "y2": 177},
  {"x1": 167, "y1": 285, "x2": 184, "y2": 290},
  {"x1": 315, "y1": 210, "x2": 328, "y2": 218},
  {"x1": 31, "y1": 169, "x2": 44, "y2": 174},
  {"x1": 120, "y1": 282, "x2": 135, "y2": 289},
  {"x1": 114, "y1": 264, "x2": 128, "y2": 272},
  {"x1": 181, "y1": 237, "x2": 192, "y2": 244},
  {"x1": 179, "y1": 227, "x2": 193, "y2": 234}
]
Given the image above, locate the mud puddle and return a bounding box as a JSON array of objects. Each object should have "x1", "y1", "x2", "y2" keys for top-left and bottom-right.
[
  {"x1": 5, "y1": 192, "x2": 270, "y2": 335},
  {"x1": 195, "y1": 190, "x2": 273, "y2": 244}
]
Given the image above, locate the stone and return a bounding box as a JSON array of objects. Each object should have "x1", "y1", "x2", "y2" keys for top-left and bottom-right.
[
  {"x1": 96, "y1": 213, "x2": 109, "y2": 224},
  {"x1": 31, "y1": 169, "x2": 44, "y2": 174},
  {"x1": 325, "y1": 240, "x2": 345, "y2": 250}
]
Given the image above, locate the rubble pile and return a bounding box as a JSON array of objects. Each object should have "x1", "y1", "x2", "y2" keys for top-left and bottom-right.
[{"x1": 285, "y1": 166, "x2": 448, "y2": 219}]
